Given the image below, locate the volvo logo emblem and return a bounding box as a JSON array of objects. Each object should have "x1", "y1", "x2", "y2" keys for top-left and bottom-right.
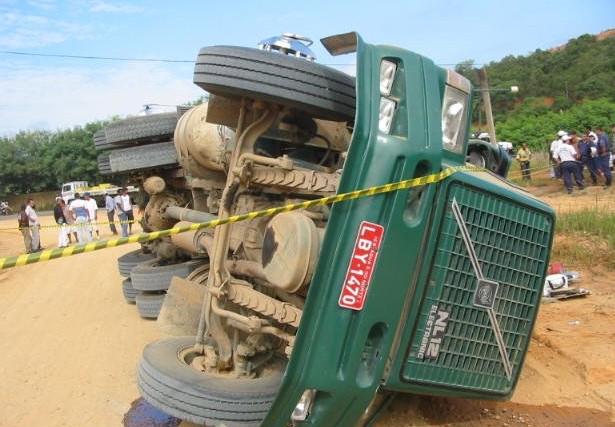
[{"x1": 474, "y1": 279, "x2": 499, "y2": 309}]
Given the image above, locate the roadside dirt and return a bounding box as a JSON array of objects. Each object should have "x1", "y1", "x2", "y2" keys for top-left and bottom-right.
[{"x1": 0, "y1": 181, "x2": 612, "y2": 427}]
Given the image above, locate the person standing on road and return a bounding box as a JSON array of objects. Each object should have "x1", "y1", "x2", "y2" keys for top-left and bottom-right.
[
  {"x1": 53, "y1": 197, "x2": 69, "y2": 248},
  {"x1": 549, "y1": 130, "x2": 566, "y2": 179},
  {"x1": 556, "y1": 135, "x2": 585, "y2": 194},
  {"x1": 104, "y1": 192, "x2": 118, "y2": 235},
  {"x1": 69, "y1": 193, "x2": 91, "y2": 243},
  {"x1": 61, "y1": 198, "x2": 77, "y2": 244},
  {"x1": 595, "y1": 127, "x2": 612, "y2": 188},
  {"x1": 579, "y1": 133, "x2": 598, "y2": 185},
  {"x1": 18, "y1": 203, "x2": 32, "y2": 253},
  {"x1": 115, "y1": 190, "x2": 129, "y2": 237},
  {"x1": 515, "y1": 142, "x2": 532, "y2": 182},
  {"x1": 120, "y1": 188, "x2": 134, "y2": 235},
  {"x1": 25, "y1": 198, "x2": 42, "y2": 252},
  {"x1": 83, "y1": 192, "x2": 100, "y2": 240},
  {"x1": 569, "y1": 130, "x2": 584, "y2": 181}
]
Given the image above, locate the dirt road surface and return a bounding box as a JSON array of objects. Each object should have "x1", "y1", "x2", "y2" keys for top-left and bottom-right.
[{"x1": 0, "y1": 185, "x2": 613, "y2": 427}]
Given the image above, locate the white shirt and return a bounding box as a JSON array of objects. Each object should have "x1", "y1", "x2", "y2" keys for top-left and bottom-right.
[
  {"x1": 69, "y1": 199, "x2": 89, "y2": 218},
  {"x1": 105, "y1": 194, "x2": 115, "y2": 212},
  {"x1": 550, "y1": 138, "x2": 562, "y2": 159},
  {"x1": 557, "y1": 143, "x2": 577, "y2": 163},
  {"x1": 25, "y1": 205, "x2": 39, "y2": 225},
  {"x1": 84, "y1": 198, "x2": 98, "y2": 219},
  {"x1": 119, "y1": 194, "x2": 132, "y2": 211}
]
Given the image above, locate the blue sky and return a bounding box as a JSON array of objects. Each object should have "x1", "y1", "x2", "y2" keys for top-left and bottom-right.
[{"x1": 0, "y1": 0, "x2": 613, "y2": 135}]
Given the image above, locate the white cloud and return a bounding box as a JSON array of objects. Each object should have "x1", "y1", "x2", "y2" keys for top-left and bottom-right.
[
  {"x1": 0, "y1": 28, "x2": 65, "y2": 49},
  {"x1": 88, "y1": 1, "x2": 143, "y2": 13},
  {"x1": 0, "y1": 11, "x2": 92, "y2": 49},
  {"x1": 0, "y1": 11, "x2": 49, "y2": 29},
  {"x1": 0, "y1": 61, "x2": 204, "y2": 134}
]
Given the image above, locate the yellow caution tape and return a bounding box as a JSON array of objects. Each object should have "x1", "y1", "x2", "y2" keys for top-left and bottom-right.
[
  {"x1": 38, "y1": 219, "x2": 137, "y2": 230},
  {"x1": 0, "y1": 165, "x2": 481, "y2": 270},
  {"x1": 0, "y1": 219, "x2": 137, "y2": 232}
]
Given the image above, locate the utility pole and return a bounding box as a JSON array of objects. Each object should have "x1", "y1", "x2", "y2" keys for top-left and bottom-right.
[{"x1": 477, "y1": 68, "x2": 496, "y2": 145}]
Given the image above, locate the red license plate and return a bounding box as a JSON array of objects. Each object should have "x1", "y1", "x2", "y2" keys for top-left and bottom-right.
[{"x1": 338, "y1": 221, "x2": 384, "y2": 310}]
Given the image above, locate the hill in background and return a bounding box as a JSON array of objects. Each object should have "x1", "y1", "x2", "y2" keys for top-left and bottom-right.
[{"x1": 455, "y1": 28, "x2": 615, "y2": 147}]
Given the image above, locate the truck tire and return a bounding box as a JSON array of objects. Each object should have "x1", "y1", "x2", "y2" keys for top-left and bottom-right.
[
  {"x1": 194, "y1": 46, "x2": 356, "y2": 122},
  {"x1": 97, "y1": 154, "x2": 112, "y2": 175},
  {"x1": 105, "y1": 113, "x2": 178, "y2": 147},
  {"x1": 135, "y1": 291, "x2": 166, "y2": 318},
  {"x1": 138, "y1": 336, "x2": 285, "y2": 427},
  {"x1": 93, "y1": 129, "x2": 114, "y2": 151},
  {"x1": 117, "y1": 249, "x2": 156, "y2": 277},
  {"x1": 122, "y1": 278, "x2": 137, "y2": 304},
  {"x1": 108, "y1": 141, "x2": 178, "y2": 173},
  {"x1": 130, "y1": 258, "x2": 201, "y2": 291}
]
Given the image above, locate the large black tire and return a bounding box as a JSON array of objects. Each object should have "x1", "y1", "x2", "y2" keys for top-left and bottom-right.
[
  {"x1": 122, "y1": 278, "x2": 137, "y2": 304},
  {"x1": 108, "y1": 141, "x2": 178, "y2": 173},
  {"x1": 117, "y1": 249, "x2": 156, "y2": 277},
  {"x1": 138, "y1": 337, "x2": 285, "y2": 427},
  {"x1": 93, "y1": 129, "x2": 114, "y2": 151},
  {"x1": 194, "y1": 46, "x2": 356, "y2": 122},
  {"x1": 93, "y1": 129, "x2": 105, "y2": 144},
  {"x1": 105, "y1": 113, "x2": 178, "y2": 147},
  {"x1": 97, "y1": 154, "x2": 112, "y2": 175},
  {"x1": 135, "y1": 291, "x2": 166, "y2": 318},
  {"x1": 130, "y1": 258, "x2": 201, "y2": 291}
]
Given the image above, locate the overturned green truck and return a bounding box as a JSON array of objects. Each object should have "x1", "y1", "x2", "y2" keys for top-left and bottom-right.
[{"x1": 105, "y1": 33, "x2": 555, "y2": 426}]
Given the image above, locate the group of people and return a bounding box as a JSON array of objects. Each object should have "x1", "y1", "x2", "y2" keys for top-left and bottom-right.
[
  {"x1": 106, "y1": 188, "x2": 135, "y2": 238},
  {"x1": 52, "y1": 192, "x2": 99, "y2": 247},
  {"x1": 19, "y1": 187, "x2": 135, "y2": 254},
  {"x1": 549, "y1": 126, "x2": 613, "y2": 194}
]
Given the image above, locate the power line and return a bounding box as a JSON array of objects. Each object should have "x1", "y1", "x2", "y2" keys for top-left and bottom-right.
[
  {"x1": 0, "y1": 49, "x2": 477, "y2": 67},
  {"x1": 0, "y1": 50, "x2": 193, "y2": 63}
]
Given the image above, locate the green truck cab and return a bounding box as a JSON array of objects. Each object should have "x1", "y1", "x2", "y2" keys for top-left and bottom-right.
[{"x1": 136, "y1": 32, "x2": 555, "y2": 427}]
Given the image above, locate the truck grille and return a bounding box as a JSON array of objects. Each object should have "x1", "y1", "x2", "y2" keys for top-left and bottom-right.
[{"x1": 402, "y1": 182, "x2": 553, "y2": 395}]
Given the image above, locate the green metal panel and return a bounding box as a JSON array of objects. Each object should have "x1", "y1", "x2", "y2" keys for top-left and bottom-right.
[{"x1": 384, "y1": 170, "x2": 555, "y2": 398}]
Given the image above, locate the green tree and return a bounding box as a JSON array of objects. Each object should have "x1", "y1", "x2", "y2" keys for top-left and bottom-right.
[
  {"x1": 496, "y1": 99, "x2": 615, "y2": 152},
  {"x1": 0, "y1": 122, "x2": 106, "y2": 197}
]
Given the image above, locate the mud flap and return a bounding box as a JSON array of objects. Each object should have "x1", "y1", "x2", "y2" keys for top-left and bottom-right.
[{"x1": 156, "y1": 277, "x2": 205, "y2": 336}]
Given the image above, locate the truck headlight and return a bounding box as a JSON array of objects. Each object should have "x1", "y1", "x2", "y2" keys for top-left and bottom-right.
[
  {"x1": 441, "y1": 70, "x2": 471, "y2": 154},
  {"x1": 379, "y1": 60, "x2": 397, "y2": 96},
  {"x1": 379, "y1": 98, "x2": 396, "y2": 134},
  {"x1": 441, "y1": 89, "x2": 468, "y2": 154},
  {"x1": 378, "y1": 60, "x2": 398, "y2": 134}
]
